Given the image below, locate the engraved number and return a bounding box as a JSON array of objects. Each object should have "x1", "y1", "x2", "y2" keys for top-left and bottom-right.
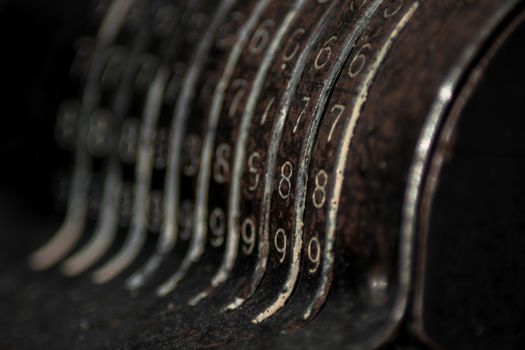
[
  {"x1": 307, "y1": 236, "x2": 321, "y2": 273},
  {"x1": 312, "y1": 170, "x2": 328, "y2": 209},
  {"x1": 213, "y1": 143, "x2": 231, "y2": 183},
  {"x1": 278, "y1": 161, "x2": 293, "y2": 199},
  {"x1": 229, "y1": 79, "x2": 248, "y2": 118},
  {"x1": 348, "y1": 43, "x2": 372, "y2": 78},
  {"x1": 314, "y1": 36, "x2": 337, "y2": 70},
  {"x1": 87, "y1": 109, "x2": 111, "y2": 157},
  {"x1": 187, "y1": 12, "x2": 209, "y2": 41},
  {"x1": 327, "y1": 104, "x2": 346, "y2": 142},
  {"x1": 55, "y1": 100, "x2": 79, "y2": 150},
  {"x1": 164, "y1": 64, "x2": 185, "y2": 103},
  {"x1": 383, "y1": 0, "x2": 404, "y2": 18},
  {"x1": 183, "y1": 134, "x2": 201, "y2": 176},
  {"x1": 119, "y1": 183, "x2": 134, "y2": 226},
  {"x1": 179, "y1": 200, "x2": 194, "y2": 241},
  {"x1": 281, "y1": 28, "x2": 305, "y2": 66},
  {"x1": 274, "y1": 228, "x2": 287, "y2": 263},
  {"x1": 119, "y1": 118, "x2": 140, "y2": 164},
  {"x1": 101, "y1": 46, "x2": 126, "y2": 88},
  {"x1": 260, "y1": 96, "x2": 275, "y2": 125},
  {"x1": 293, "y1": 96, "x2": 310, "y2": 134},
  {"x1": 88, "y1": 180, "x2": 102, "y2": 220},
  {"x1": 70, "y1": 37, "x2": 94, "y2": 78},
  {"x1": 241, "y1": 217, "x2": 256, "y2": 255},
  {"x1": 135, "y1": 54, "x2": 157, "y2": 90},
  {"x1": 153, "y1": 128, "x2": 169, "y2": 170},
  {"x1": 147, "y1": 191, "x2": 163, "y2": 232},
  {"x1": 247, "y1": 152, "x2": 261, "y2": 192},
  {"x1": 153, "y1": 4, "x2": 179, "y2": 37},
  {"x1": 209, "y1": 207, "x2": 226, "y2": 247},
  {"x1": 350, "y1": 0, "x2": 368, "y2": 11},
  {"x1": 217, "y1": 11, "x2": 243, "y2": 49},
  {"x1": 249, "y1": 19, "x2": 275, "y2": 55}
]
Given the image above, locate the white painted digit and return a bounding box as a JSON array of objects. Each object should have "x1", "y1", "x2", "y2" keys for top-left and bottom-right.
[
  {"x1": 383, "y1": 0, "x2": 404, "y2": 18},
  {"x1": 153, "y1": 4, "x2": 178, "y2": 37},
  {"x1": 327, "y1": 104, "x2": 346, "y2": 142},
  {"x1": 213, "y1": 143, "x2": 231, "y2": 183},
  {"x1": 119, "y1": 118, "x2": 139, "y2": 164},
  {"x1": 278, "y1": 161, "x2": 293, "y2": 199},
  {"x1": 314, "y1": 35, "x2": 337, "y2": 70},
  {"x1": 179, "y1": 200, "x2": 193, "y2": 241},
  {"x1": 147, "y1": 191, "x2": 163, "y2": 232},
  {"x1": 87, "y1": 109, "x2": 111, "y2": 157},
  {"x1": 55, "y1": 100, "x2": 79, "y2": 150},
  {"x1": 216, "y1": 11, "x2": 244, "y2": 49},
  {"x1": 241, "y1": 217, "x2": 256, "y2": 255},
  {"x1": 164, "y1": 63, "x2": 185, "y2": 103},
  {"x1": 247, "y1": 152, "x2": 261, "y2": 192},
  {"x1": 88, "y1": 180, "x2": 102, "y2": 217},
  {"x1": 292, "y1": 96, "x2": 310, "y2": 134},
  {"x1": 183, "y1": 134, "x2": 201, "y2": 176},
  {"x1": 153, "y1": 128, "x2": 169, "y2": 170},
  {"x1": 260, "y1": 96, "x2": 275, "y2": 125},
  {"x1": 70, "y1": 37, "x2": 94, "y2": 78},
  {"x1": 229, "y1": 79, "x2": 248, "y2": 118},
  {"x1": 348, "y1": 43, "x2": 372, "y2": 78},
  {"x1": 209, "y1": 207, "x2": 226, "y2": 247},
  {"x1": 274, "y1": 228, "x2": 287, "y2": 263},
  {"x1": 307, "y1": 236, "x2": 321, "y2": 273},
  {"x1": 135, "y1": 54, "x2": 158, "y2": 90},
  {"x1": 281, "y1": 28, "x2": 305, "y2": 67},
  {"x1": 350, "y1": 0, "x2": 368, "y2": 11},
  {"x1": 187, "y1": 12, "x2": 209, "y2": 41},
  {"x1": 119, "y1": 183, "x2": 134, "y2": 226},
  {"x1": 249, "y1": 19, "x2": 275, "y2": 55},
  {"x1": 312, "y1": 170, "x2": 328, "y2": 209},
  {"x1": 101, "y1": 46, "x2": 126, "y2": 88}
]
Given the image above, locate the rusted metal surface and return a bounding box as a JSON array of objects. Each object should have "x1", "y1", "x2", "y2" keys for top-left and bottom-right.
[{"x1": 0, "y1": 0, "x2": 524, "y2": 348}]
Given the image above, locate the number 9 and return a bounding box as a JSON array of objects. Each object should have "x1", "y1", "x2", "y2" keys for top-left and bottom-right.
[
  {"x1": 307, "y1": 236, "x2": 321, "y2": 273},
  {"x1": 274, "y1": 228, "x2": 287, "y2": 263},
  {"x1": 241, "y1": 218, "x2": 256, "y2": 255}
]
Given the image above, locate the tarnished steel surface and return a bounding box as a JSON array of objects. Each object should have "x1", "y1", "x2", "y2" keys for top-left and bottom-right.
[{"x1": 0, "y1": 0, "x2": 524, "y2": 348}]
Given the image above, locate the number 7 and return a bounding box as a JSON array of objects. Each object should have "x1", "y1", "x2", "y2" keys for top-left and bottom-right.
[
  {"x1": 327, "y1": 104, "x2": 346, "y2": 142},
  {"x1": 293, "y1": 96, "x2": 311, "y2": 134}
]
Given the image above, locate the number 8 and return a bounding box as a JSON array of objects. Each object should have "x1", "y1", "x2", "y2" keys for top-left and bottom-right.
[
  {"x1": 312, "y1": 170, "x2": 328, "y2": 209},
  {"x1": 278, "y1": 161, "x2": 293, "y2": 199}
]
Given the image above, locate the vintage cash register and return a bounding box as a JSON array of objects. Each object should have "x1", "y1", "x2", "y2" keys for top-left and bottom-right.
[{"x1": 0, "y1": 0, "x2": 524, "y2": 348}]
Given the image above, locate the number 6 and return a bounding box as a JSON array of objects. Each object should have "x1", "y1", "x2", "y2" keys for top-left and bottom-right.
[{"x1": 348, "y1": 43, "x2": 372, "y2": 78}]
